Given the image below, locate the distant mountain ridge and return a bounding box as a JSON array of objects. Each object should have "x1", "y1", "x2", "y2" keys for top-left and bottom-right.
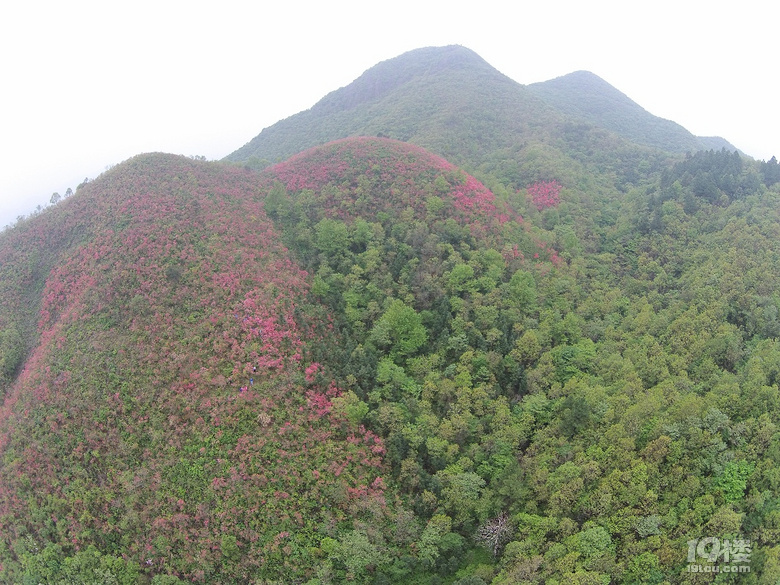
[
  {"x1": 311, "y1": 45, "x2": 500, "y2": 115},
  {"x1": 226, "y1": 45, "x2": 560, "y2": 171},
  {"x1": 527, "y1": 70, "x2": 738, "y2": 153},
  {"x1": 226, "y1": 45, "x2": 739, "y2": 181}
]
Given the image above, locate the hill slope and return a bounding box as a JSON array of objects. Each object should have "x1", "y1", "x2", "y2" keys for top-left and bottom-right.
[
  {"x1": 249, "y1": 137, "x2": 780, "y2": 582},
  {"x1": 225, "y1": 45, "x2": 743, "y2": 201},
  {"x1": 226, "y1": 45, "x2": 559, "y2": 168},
  {"x1": 4, "y1": 131, "x2": 780, "y2": 583},
  {"x1": 0, "y1": 154, "x2": 389, "y2": 582},
  {"x1": 225, "y1": 45, "x2": 675, "y2": 196},
  {"x1": 0, "y1": 139, "x2": 551, "y2": 583},
  {"x1": 527, "y1": 70, "x2": 738, "y2": 153},
  {"x1": 251, "y1": 139, "x2": 780, "y2": 585}
]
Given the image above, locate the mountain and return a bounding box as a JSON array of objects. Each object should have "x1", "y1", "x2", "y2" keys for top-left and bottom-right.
[
  {"x1": 3, "y1": 48, "x2": 780, "y2": 583},
  {"x1": 0, "y1": 153, "x2": 392, "y2": 582},
  {"x1": 697, "y1": 134, "x2": 741, "y2": 152},
  {"x1": 225, "y1": 45, "x2": 738, "y2": 200},
  {"x1": 527, "y1": 70, "x2": 738, "y2": 153},
  {"x1": 0, "y1": 139, "x2": 550, "y2": 582},
  {"x1": 226, "y1": 45, "x2": 559, "y2": 168},
  {"x1": 225, "y1": 46, "x2": 678, "y2": 196}
]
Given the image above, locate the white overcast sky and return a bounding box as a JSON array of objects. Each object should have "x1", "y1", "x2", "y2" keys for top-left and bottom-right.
[{"x1": 1, "y1": 0, "x2": 777, "y2": 228}]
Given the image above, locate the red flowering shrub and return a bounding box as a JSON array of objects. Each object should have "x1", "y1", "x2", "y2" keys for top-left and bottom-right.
[
  {"x1": 0, "y1": 139, "x2": 564, "y2": 582},
  {"x1": 266, "y1": 137, "x2": 516, "y2": 232},
  {"x1": 0, "y1": 154, "x2": 388, "y2": 582},
  {"x1": 527, "y1": 180, "x2": 562, "y2": 210}
]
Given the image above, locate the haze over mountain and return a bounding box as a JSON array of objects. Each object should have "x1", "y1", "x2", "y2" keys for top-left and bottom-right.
[
  {"x1": 226, "y1": 46, "x2": 559, "y2": 169},
  {"x1": 526, "y1": 70, "x2": 738, "y2": 154},
  {"x1": 226, "y1": 45, "x2": 739, "y2": 184},
  {"x1": 3, "y1": 45, "x2": 780, "y2": 584}
]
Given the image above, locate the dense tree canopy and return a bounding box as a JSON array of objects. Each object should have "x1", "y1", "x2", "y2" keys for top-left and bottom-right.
[{"x1": 2, "y1": 132, "x2": 780, "y2": 584}]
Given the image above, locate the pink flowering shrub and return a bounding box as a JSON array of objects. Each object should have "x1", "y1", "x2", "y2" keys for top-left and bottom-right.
[
  {"x1": 267, "y1": 137, "x2": 517, "y2": 232},
  {"x1": 0, "y1": 139, "x2": 565, "y2": 582},
  {"x1": 0, "y1": 154, "x2": 388, "y2": 582},
  {"x1": 527, "y1": 180, "x2": 562, "y2": 210}
]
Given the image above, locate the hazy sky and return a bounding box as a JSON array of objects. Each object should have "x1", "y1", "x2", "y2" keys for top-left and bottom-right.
[{"x1": 1, "y1": 0, "x2": 777, "y2": 228}]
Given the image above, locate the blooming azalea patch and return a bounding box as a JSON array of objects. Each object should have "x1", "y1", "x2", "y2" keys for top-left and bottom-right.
[
  {"x1": 527, "y1": 180, "x2": 562, "y2": 210},
  {"x1": 0, "y1": 154, "x2": 388, "y2": 582}
]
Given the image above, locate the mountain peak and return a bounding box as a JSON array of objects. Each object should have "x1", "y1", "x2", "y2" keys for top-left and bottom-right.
[
  {"x1": 312, "y1": 45, "x2": 499, "y2": 114},
  {"x1": 224, "y1": 45, "x2": 548, "y2": 168},
  {"x1": 530, "y1": 70, "x2": 649, "y2": 117},
  {"x1": 226, "y1": 44, "x2": 740, "y2": 179},
  {"x1": 528, "y1": 70, "x2": 707, "y2": 153}
]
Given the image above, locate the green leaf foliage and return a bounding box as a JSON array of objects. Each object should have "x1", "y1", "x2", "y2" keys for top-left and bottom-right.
[{"x1": 2, "y1": 47, "x2": 780, "y2": 584}]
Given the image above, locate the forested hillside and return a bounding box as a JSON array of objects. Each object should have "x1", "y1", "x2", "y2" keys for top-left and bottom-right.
[
  {"x1": 526, "y1": 71, "x2": 736, "y2": 154},
  {"x1": 2, "y1": 44, "x2": 780, "y2": 584},
  {"x1": 0, "y1": 155, "x2": 391, "y2": 582},
  {"x1": 254, "y1": 138, "x2": 780, "y2": 583},
  {"x1": 223, "y1": 46, "x2": 681, "y2": 199}
]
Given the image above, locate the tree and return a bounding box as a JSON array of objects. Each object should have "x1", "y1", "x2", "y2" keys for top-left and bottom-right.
[
  {"x1": 314, "y1": 217, "x2": 350, "y2": 257},
  {"x1": 370, "y1": 299, "x2": 427, "y2": 360},
  {"x1": 715, "y1": 460, "x2": 754, "y2": 502},
  {"x1": 0, "y1": 324, "x2": 24, "y2": 384},
  {"x1": 417, "y1": 514, "x2": 453, "y2": 567},
  {"x1": 475, "y1": 512, "x2": 514, "y2": 557},
  {"x1": 763, "y1": 155, "x2": 780, "y2": 186},
  {"x1": 508, "y1": 269, "x2": 537, "y2": 309},
  {"x1": 336, "y1": 530, "x2": 386, "y2": 578},
  {"x1": 264, "y1": 181, "x2": 289, "y2": 218}
]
